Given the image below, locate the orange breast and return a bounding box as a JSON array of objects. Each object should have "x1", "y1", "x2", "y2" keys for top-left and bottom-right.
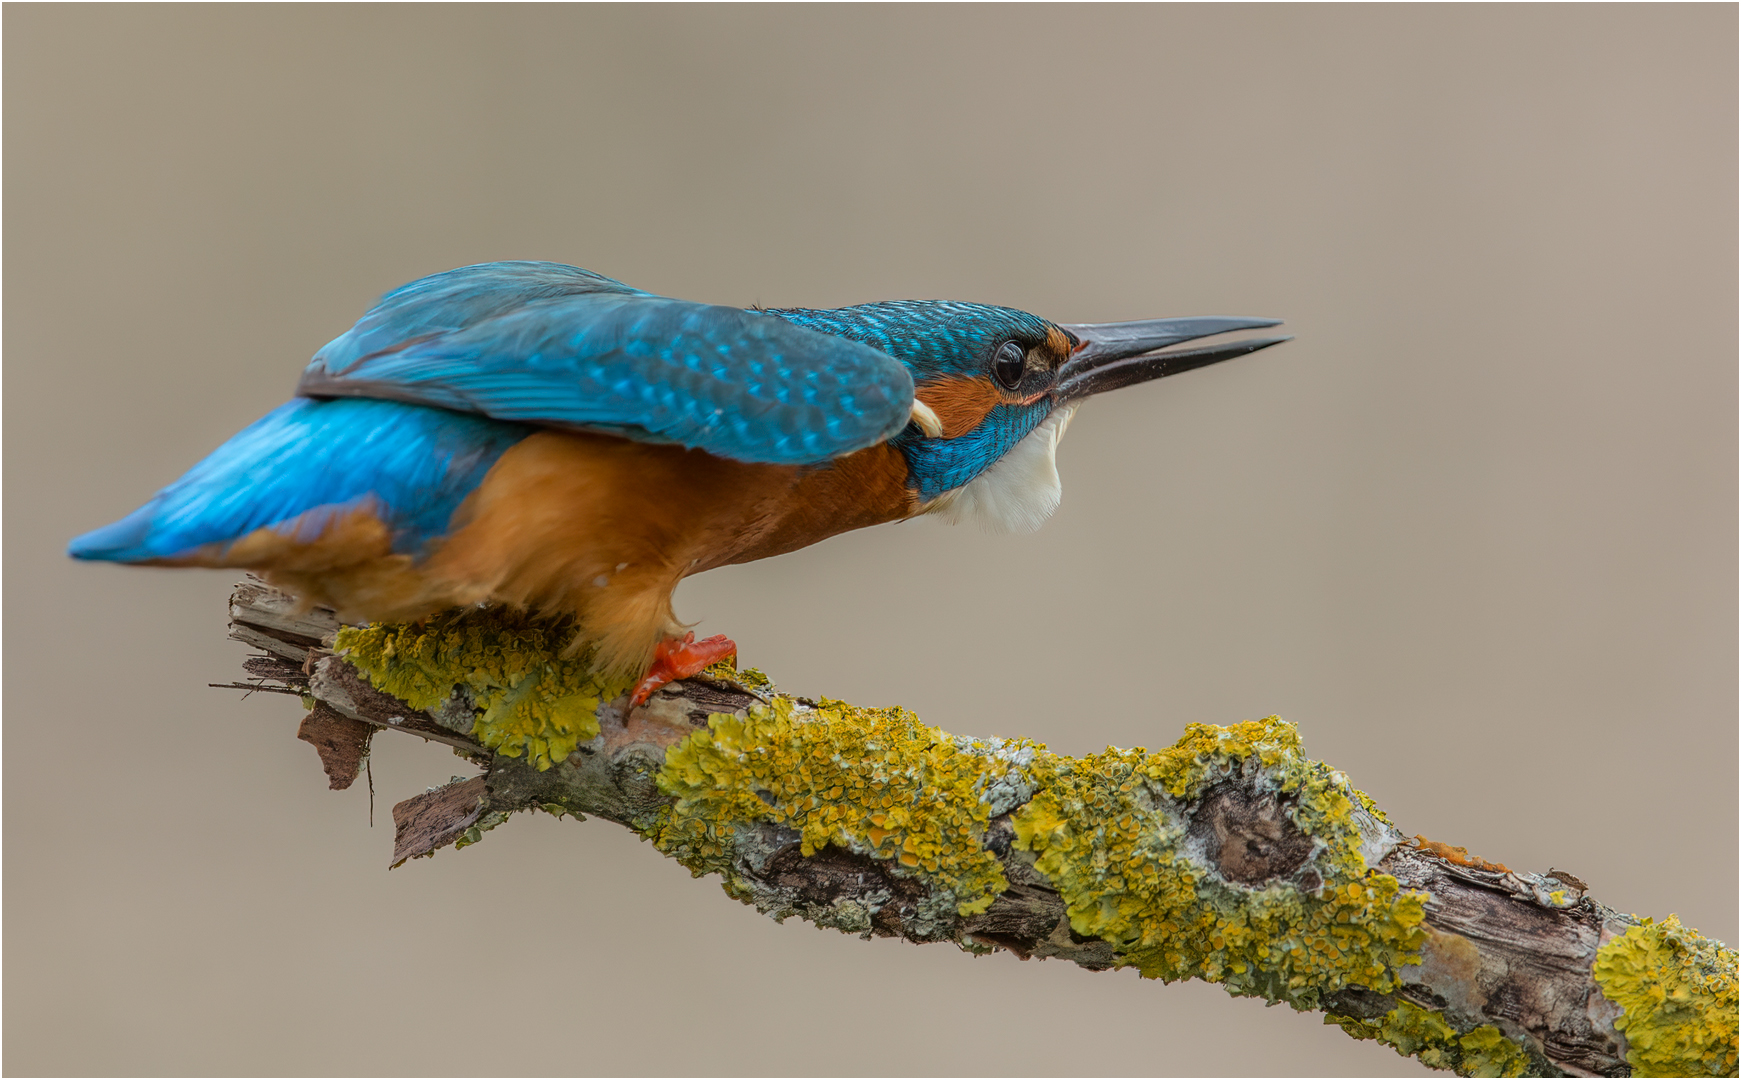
[
  {"x1": 422, "y1": 431, "x2": 917, "y2": 673},
  {"x1": 200, "y1": 429, "x2": 919, "y2": 677}
]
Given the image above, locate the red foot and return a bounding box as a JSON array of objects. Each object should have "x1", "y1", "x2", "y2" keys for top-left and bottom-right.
[{"x1": 629, "y1": 632, "x2": 738, "y2": 708}]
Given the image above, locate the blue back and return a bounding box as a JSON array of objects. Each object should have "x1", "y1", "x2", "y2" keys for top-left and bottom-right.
[{"x1": 69, "y1": 398, "x2": 530, "y2": 562}]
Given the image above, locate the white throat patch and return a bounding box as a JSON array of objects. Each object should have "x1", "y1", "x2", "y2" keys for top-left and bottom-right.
[{"x1": 923, "y1": 404, "x2": 1078, "y2": 533}]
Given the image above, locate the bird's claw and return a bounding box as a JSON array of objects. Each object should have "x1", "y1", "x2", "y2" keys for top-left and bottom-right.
[{"x1": 628, "y1": 632, "x2": 738, "y2": 708}]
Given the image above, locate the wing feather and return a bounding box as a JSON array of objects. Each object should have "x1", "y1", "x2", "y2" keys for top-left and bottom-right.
[{"x1": 298, "y1": 262, "x2": 914, "y2": 465}]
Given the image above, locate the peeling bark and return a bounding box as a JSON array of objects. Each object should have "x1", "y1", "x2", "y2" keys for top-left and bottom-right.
[
  {"x1": 222, "y1": 580, "x2": 1735, "y2": 1078},
  {"x1": 296, "y1": 703, "x2": 373, "y2": 790},
  {"x1": 391, "y1": 776, "x2": 489, "y2": 867}
]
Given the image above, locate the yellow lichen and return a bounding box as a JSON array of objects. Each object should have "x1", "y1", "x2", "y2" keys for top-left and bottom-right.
[
  {"x1": 703, "y1": 661, "x2": 773, "y2": 694},
  {"x1": 1011, "y1": 718, "x2": 1428, "y2": 1006},
  {"x1": 1332, "y1": 1002, "x2": 1533, "y2": 1077},
  {"x1": 1594, "y1": 914, "x2": 1739, "y2": 1077},
  {"x1": 321, "y1": 618, "x2": 1585, "y2": 1074},
  {"x1": 336, "y1": 607, "x2": 630, "y2": 771},
  {"x1": 653, "y1": 697, "x2": 1040, "y2": 918}
]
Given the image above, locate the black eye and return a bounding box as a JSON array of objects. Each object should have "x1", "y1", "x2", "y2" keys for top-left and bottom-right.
[{"x1": 992, "y1": 340, "x2": 1027, "y2": 389}]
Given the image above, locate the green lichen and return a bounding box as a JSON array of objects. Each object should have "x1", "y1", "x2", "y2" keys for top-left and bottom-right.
[
  {"x1": 1594, "y1": 914, "x2": 1739, "y2": 1076},
  {"x1": 652, "y1": 697, "x2": 1042, "y2": 920},
  {"x1": 1331, "y1": 1002, "x2": 1533, "y2": 1077},
  {"x1": 1011, "y1": 718, "x2": 1427, "y2": 1008},
  {"x1": 336, "y1": 607, "x2": 630, "y2": 771},
  {"x1": 453, "y1": 809, "x2": 511, "y2": 851}
]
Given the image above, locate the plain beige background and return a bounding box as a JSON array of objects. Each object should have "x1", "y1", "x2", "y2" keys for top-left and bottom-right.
[{"x1": 6, "y1": 5, "x2": 1734, "y2": 1076}]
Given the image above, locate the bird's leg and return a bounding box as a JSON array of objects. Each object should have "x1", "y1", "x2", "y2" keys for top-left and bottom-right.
[{"x1": 628, "y1": 631, "x2": 738, "y2": 708}]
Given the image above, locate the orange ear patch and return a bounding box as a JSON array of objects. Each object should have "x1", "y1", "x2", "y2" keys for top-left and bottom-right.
[
  {"x1": 1047, "y1": 324, "x2": 1076, "y2": 358},
  {"x1": 915, "y1": 376, "x2": 1001, "y2": 438}
]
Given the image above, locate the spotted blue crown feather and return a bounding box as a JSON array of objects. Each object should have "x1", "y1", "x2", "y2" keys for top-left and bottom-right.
[{"x1": 763, "y1": 300, "x2": 1053, "y2": 381}]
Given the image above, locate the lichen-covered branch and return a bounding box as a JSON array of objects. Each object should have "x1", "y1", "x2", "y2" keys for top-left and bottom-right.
[{"x1": 227, "y1": 581, "x2": 1737, "y2": 1078}]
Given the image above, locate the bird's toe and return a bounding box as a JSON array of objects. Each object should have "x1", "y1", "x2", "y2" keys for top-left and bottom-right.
[{"x1": 628, "y1": 632, "x2": 739, "y2": 708}]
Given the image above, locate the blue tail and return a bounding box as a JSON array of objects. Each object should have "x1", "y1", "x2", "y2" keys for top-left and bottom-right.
[{"x1": 69, "y1": 398, "x2": 531, "y2": 563}]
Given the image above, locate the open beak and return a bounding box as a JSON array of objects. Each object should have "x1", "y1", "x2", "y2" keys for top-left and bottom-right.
[{"x1": 1053, "y1": 316, "x2": 1289, "y2": 401}]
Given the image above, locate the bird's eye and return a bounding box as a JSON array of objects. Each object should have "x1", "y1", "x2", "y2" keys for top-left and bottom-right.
[{"x1": 992, "y1": 341, "x2": 1027, "y2": 389}]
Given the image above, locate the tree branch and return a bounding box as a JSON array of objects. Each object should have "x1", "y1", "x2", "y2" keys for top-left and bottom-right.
[{"x1": 225, "y1": 580, "x2": 1736, "y2": 1078}]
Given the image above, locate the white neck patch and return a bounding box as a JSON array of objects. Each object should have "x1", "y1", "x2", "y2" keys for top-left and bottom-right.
[{"x1": 923, "y1": 404, "x2": 1078, "y2": 533}]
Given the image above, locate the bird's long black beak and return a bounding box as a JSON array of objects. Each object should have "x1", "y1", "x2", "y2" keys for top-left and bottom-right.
[{"x1": 1053, "y1": 316, "x2": 1289, "y2": 401}]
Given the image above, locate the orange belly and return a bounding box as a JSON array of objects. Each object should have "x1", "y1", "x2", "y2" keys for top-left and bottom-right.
[{"x1": 249, "y1": 430, "x2": 918, "y2": 677}]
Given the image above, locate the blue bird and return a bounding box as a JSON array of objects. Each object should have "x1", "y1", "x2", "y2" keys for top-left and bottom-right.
[{"x1": 70, "y1": 262, "x2": 1286, "y2": 705}]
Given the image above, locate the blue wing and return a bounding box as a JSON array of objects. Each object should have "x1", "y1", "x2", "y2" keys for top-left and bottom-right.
[{"x1": 298, "y1": 261, "x2": 916, "y2": 466}]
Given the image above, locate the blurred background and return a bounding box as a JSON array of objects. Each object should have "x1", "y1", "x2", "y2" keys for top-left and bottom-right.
[{"x1": 6, "y1": 6, "x2": 1734, "y2": 1076}]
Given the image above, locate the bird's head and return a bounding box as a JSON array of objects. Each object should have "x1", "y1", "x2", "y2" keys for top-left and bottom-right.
[{"x1": 764, "y1": 300, "x2": 1286, "y2": 531}]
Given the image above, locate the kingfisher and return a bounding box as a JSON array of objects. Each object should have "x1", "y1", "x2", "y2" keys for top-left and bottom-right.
[{"x1": 69, "y1": 262, "x2": 1286, "y2": 707}]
